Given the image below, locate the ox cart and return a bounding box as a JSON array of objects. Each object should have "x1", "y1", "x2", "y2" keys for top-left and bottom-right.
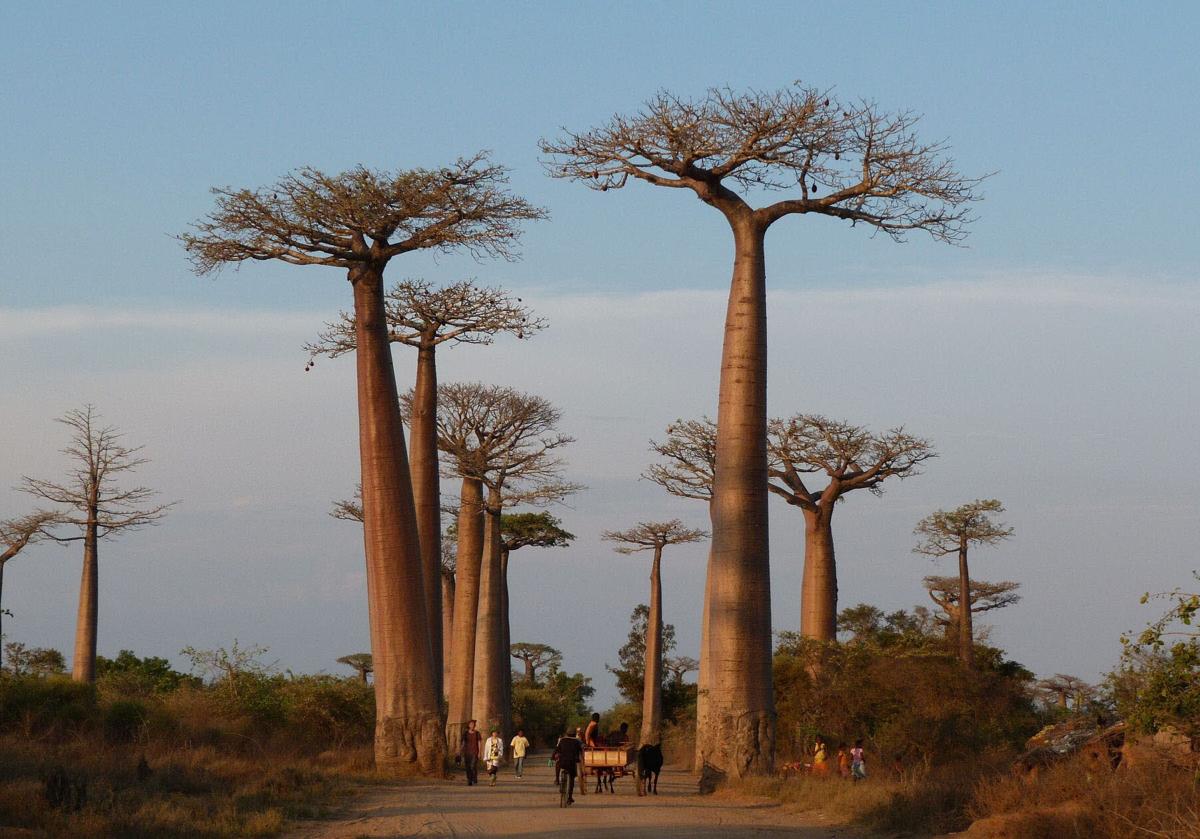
[{"x1": 581, "y1": 744, "x2": 637, "y2": 795}]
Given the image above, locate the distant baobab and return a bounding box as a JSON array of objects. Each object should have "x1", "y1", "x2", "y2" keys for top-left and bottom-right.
[
  {"x1": 21, "y1": 406, "x2": 172, "y2": 683},
  {"x1": 914, "y1": 500, "x2": 1013, "y2": 669}
]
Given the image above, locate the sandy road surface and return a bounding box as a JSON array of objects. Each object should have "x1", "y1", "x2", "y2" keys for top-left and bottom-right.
[{"x1": 285, "y1": 763, "x2": 865, "y2": 839}]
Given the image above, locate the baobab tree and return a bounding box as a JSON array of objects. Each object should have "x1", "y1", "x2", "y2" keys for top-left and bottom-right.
[
  {"x1": 306, "y1": 279, "x2": 542, "y2": 697},
  {"x1": 429, "y1": 382, "x2": 574, "y2": 743},
  {"x1": 923, "y1": 575, "x2": 1020, "y2": 645},
  {"x1": 510, "y1": 642, "x2": 561, "y2": 684},
  {"x1": 665, "y1": 655, "x2": 699, "y2": 686},
  {"x1": 1036, "y1": 674, "x2": 1094, "y2": 711},
  {"x1": 545, "y1": 85, "x2": 981, "y2": 775},
  {"x1": 441, "y1": 545, "x2": 456, "y2": 690},
  {"x1": 337, "y1": 653, "x2": 374, "y2": 684},
  {"x1": 498, "y1": 512, "x2": 574, "y2": 721},
  {"x1": 21, "y1": 406, "x2": 171, "y2": 683},
  {"x1": 182, "y1": 154, "x2": 543, "y2": 774},
  {"x1": 603, "y1": 520, "x2": 708, "y2": 745},
  {"x1": 0, "y1": 509, "x2": 60, "y2": 667},
  {"x1": 913, "y1": 500, "x2": 1013, "y2": 669},
  {"x1": 768, "y1": 415, "x2": 934, "y2": 641}
]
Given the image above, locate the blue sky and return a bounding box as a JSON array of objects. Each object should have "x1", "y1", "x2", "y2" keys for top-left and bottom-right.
[{"x1": 2, "y1": 3, "x2": 1198, "y2": 705}]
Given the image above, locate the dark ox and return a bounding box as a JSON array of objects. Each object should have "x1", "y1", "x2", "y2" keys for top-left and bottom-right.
[{"x1": 637, "y1": 744, "x2": 663, "y2": 795}]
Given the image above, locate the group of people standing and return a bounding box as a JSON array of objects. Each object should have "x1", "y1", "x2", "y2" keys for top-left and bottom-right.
[
  {"x1": 457, "y1": 720, "x2": 532, "y2": 787},
  {"x1": 811, "y1": 736, "x2": 868, "y2": 780}
]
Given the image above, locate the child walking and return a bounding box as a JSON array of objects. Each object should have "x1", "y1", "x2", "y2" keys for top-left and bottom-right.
[{"x1": 850, "y1": 739, "x2": 867, "y2": 781}]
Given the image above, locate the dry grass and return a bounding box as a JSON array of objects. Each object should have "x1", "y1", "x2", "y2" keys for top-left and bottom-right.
[
  {"x1": 736, "y1": 770, "x2": 976, "y2": 834},
  {"x1": 968, "y1": 755, "x2": 1200, "y2": 838},
  {"x1": 0, "y1": 734, "x2": 376, "y2": 838}
]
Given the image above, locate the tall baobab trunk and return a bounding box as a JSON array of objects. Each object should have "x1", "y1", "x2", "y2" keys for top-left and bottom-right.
[
  {"x1": 441, "y1": 568, "x2": 455, "y2": 693},
  {"x1": 697, "y1": 218, "x2": 774, "y2": 777},
  {"x1": 800, "y1": 509, "x2": 837, "y2": 642},
  {"x1": 409, "y1": 341, "x2": 443, "y2": 699},
  {"x1": 472, "y1": 490, "x2": 509, "y2": 737},
  {"x1": 0, "y1": 560, "x2": 6, "y2": 669},
  {"x1": 957, "y1": 537, "x2": 974, "y2": 669},
  {"x1": 351, "y1": 266, "x2": 444, "y2": 775},
  {"x1": 641, "y1": 545, "x2": 665, "y2": 745},
  {"x1": 446, "y1": 477, "x2": 484, "y2": 747},
  {"x1": 694, "y1": 545, "x2": 712, "y2": 772},
  {"x1": 500, "y1": 546, "x2": 512, "y2": 735},
  {"x1": 72, "y1": 515, "x2": 99, "y2": 683}
]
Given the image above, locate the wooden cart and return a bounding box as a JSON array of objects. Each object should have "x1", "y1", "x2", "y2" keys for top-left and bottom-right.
[{"x1": 581, "y1": 745, "x2": 637, "y2": 794}]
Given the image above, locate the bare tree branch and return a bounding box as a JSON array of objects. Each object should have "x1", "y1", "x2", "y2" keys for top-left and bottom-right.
[
  {"x1": 181, "y1": 153, "x2": 547, "y2": 275},
  {"x1": 541, "y1": 86, "x2": 986, "y2": 241},
  {"x1": 303, "y1": 278, "x2": 545, "y2": 365},
  {"x1": 643, "y1": 417, "x2": 717, "y2": 502},
  {"x1": 20, "y1": 406, "x2": 174, "y2": 539},
  {"x1": 602, "y1": 519, "x2": 709, "y2": 554}
]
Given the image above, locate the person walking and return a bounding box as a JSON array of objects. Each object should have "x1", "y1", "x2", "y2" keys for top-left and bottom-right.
[
  {"x1": 460, "y1": 719, "x2": 482, "y2": 786},
  {"x1": 510, "y1": 728, "x2": 530, "y2": 779},
  {"x1": 555, "y1": 726, "x2": 584, "y2": 805},
  {"x1": 836, "y1": 743, "x2": 851, "y2": 779},
  {"x1": 851, "y1": 739, "x2": 867, "y2": 781},
  {"x1": 484, "y1": 728, "x2": 504, "y2": 786}
]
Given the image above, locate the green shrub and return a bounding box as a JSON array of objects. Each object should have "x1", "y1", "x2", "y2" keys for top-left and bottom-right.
[
  {"x1": 0, "y1": 675, "x2": 97, "y2": 736},
  {"x1": 103, "y1": 699, "x2": 149, "y2": 742}
]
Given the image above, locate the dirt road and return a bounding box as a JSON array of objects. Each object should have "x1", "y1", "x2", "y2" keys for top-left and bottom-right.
[{"x1": 286, "y1": 764, "x2": 863, "y2": 839}]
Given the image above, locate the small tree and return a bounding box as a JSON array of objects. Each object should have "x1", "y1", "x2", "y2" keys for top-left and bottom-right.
[
  {"x1": 0, "y1": 510, "x2": 59, "y2": 667},
  {"x1": 498, "y1": 512, "x2": 573, "y2": 724},
  {"x1": 769, "y1": 414, "x2": 934, "y2": 641},
  {"x1": 665, "y1": 656, "x2": 699, "y2": 686},
  {"x1": 923, "y1": 576, "x2": 1020, "y2": 645},
  {"x1": 608, "y1": 604, "x2": 678, "y2": 706},
  {"x1": 545, "y1": 85, "x2": 982, "y2": 775},
  {"x1": 337, "y1": 653, "x2": 374, "y2": 684},
  {"x1": 1, "y1": 642, "x2": 66, "y2": 677},
  {"x1": 913, "y1": 500, "x2": 1013, "y2": 668},
  {"x1": 510, "y1": 642, "x2": 561, "y2": 685},
  {"x1": 21, "y1": 406, "x2": 172, "y2": 683},
  {"x1": 182, "y1": 153, "x2": 543, "y2": 775},
  {"x1": 1113, "y1": 577, "x2": 1200, "y2": 735},
  {"x1": 603, "y1": 520, "x2": 707, "y2": 744},
  {"x1": 307, "y1": 279, "x2": 542, "y2": 698}
]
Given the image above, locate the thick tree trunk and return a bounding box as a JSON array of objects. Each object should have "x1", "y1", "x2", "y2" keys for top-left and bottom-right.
[
  {"x1": 696, "y1": 218, "x2": 774, "y2": 778},
  {"x1": 472, "y1": 490, "x2": 509, "y2": 737},
  {"x1": 500, "y1": 547, "x2": 512, "y2": 735},
  {"x1": 359, "y1": 667, "x2": 369, "y2": 685},
  {"x1": 441, "y1": 569, "x2": 455, "y2": 693},
  {"x1": 0, "y1": 559, "x2": 6, "y2": 670},
  {"x1": 641, "y1": 546, "x2": 665, "y2": 745},
  {"x1": 351, "y1": 266, "x2": 444, "y2": 775},
  {"x1": 523, "y1": 658, "x2": 534, "y2": 683},
  {"x1": 71, "y1": 518, "x2": 99, "y2": 683},
  {"x1": 410, "y1": 342, "x2": 443, "y2": 700},
  {"x1": 799, "y1": 510, "x2": 837, "y2": 641},
  {"x1": 446, "y1": 477, "x2": 484, "y2": 747},
  {"x1": 957, "y1": 541, "x2": 974, "y2": 669}
]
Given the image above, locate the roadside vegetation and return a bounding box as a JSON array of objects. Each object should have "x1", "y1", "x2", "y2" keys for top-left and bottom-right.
[{"x1": 0, "y1": 643, "x2": 375, "y2": 838}]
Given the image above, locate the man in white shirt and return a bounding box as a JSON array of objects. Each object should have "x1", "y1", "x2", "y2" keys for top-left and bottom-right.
[{"x1": 510, "y1": 728, "x2": 531, "y2": 778}]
